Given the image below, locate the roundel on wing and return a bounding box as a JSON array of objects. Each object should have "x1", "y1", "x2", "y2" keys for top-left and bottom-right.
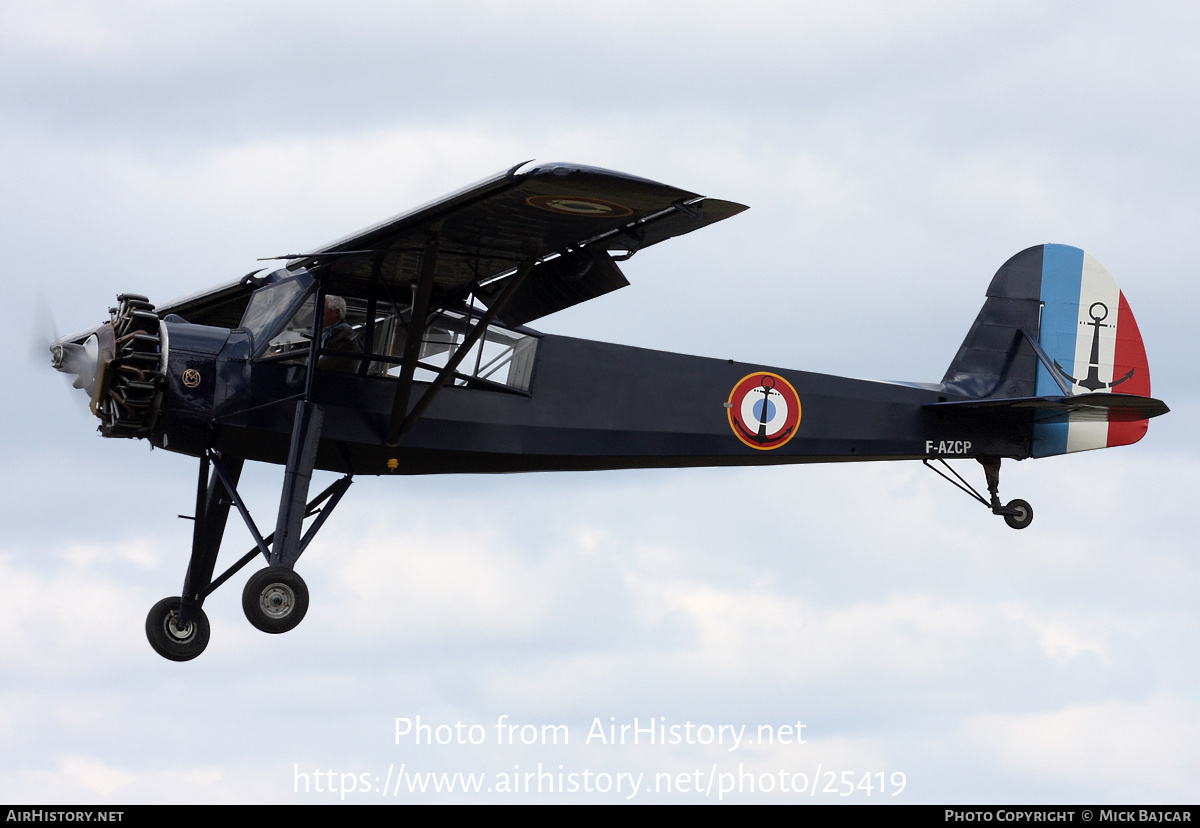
[
  {"x1": 525, "y1": 195, "x2": 633, "y2": 217},
  {"x1": 727, "y1": 372, "x2": 801, "y2": 450}
]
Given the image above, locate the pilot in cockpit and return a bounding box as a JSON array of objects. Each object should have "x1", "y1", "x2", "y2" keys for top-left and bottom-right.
[{"x1": 318, "y1": 295, "x2": 363, "y2": 373}]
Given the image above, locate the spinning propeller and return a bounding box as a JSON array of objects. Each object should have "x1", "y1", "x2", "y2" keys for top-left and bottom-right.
[{"x1": 47, "y1": 294, "x2": 165, "y2": 437}]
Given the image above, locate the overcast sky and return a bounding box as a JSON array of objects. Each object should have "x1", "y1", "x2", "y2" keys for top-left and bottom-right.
[{"x1": 2, "y1": 1, "x2": 1198, "y2": 803}]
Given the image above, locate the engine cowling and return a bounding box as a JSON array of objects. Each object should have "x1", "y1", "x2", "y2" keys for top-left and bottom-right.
[{"x1": 50, "y1": 294, "x2": 165, "y2": 438}]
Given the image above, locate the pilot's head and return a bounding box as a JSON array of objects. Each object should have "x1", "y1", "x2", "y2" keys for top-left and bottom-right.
[{"x1": 323, "y1": 295, "x2": 347, "y2": 327}]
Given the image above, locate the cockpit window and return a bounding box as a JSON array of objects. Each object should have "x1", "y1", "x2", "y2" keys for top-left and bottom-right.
[
  {"x1": 263, "y1": 295, "x2": 316, "y2": 359},
  {"x1": 239, "y1": 271, "x2": 315, "y2": 357},
  {"x1": 409, "y1": 308, "x2": 537, "y2": 392},
  {"x1": 252, "y1": 291, "x2": 538, "y2": 393}
]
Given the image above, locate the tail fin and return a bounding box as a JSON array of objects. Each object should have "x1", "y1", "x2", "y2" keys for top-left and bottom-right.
[{"x1": 942, "y1": 244, "x2": 1155, "y2": 456}]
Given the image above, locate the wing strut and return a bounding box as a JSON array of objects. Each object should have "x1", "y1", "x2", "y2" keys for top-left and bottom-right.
[
  {"x1": 392, "y1": 257, "x2": 537, "y2": 443},
  {"x1": 386, "y1": 238, "x2": 440, "y2": 446}
]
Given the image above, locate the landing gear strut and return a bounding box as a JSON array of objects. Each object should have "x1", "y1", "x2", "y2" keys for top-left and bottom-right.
[
  {"x1": 923, "y1": 455, "x2": 1033, "y2": 530},
  {"x1": 143, "y1": 442, "x2": 353, "y2": 661},
  {"x1": 146, "y1": 274, "x2": 360, "y2": 661}
]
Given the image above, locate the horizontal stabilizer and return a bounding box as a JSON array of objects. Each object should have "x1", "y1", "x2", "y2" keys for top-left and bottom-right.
[{"x1": 927, "y1": 393, "x2": 1169, "y2": 423}]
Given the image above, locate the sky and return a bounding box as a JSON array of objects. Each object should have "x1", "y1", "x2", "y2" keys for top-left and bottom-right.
[{"x1": 2, "y1": 0, "x2": 1199, "y2": 804}]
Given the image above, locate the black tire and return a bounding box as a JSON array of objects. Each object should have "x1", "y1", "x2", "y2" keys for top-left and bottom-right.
[
  {"x1": 243, "y1": 566, "x2": 309, "y2": 634},
  {"x1": 146, "y1": 597, "x2": 210, "y2": 661},
  {"x1": 1003, "y1": 498, "x2": 1033, "y2": 530}
]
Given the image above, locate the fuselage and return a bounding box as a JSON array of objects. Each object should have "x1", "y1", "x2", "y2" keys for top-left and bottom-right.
[{"x1": 152, "y1": 319, "x2": 1026, "y2": 475}]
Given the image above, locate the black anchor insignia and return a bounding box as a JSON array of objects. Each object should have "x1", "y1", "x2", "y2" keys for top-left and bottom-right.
[
  {"x1": 1051, "y1": 302, "x2": 1135, "y2": 392},
  {"x1": 733, "y1": 375, "x2": 795, "y2": 446}
]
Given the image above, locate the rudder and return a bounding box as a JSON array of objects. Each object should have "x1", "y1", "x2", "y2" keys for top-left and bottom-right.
[{"x1": 942, "y1": 244, "x2": 1154, "y2": 457}]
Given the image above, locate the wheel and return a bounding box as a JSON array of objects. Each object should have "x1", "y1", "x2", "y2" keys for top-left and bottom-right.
[
  {"x1": 1003, "y1": 498, "x2": 1033, "y2": 530},
  {"x1": 146, "y1": 597, "x2": 210, "y2": 661},
  {"x1": 243, "y1": 566, "x2": 309, "y2": 634}
]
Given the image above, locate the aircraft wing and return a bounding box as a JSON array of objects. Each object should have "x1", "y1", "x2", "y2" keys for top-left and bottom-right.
[
  {"x1": 287, "y1": 162, "x2": 749, "y2": 326},
  {"x1": 156, "y1": 277, "x2": 254, "y2": 328}
]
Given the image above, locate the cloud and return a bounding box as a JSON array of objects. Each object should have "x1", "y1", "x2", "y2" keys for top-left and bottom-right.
[
  {"x1": 964, "y1": 696, "x2": 1200, "y2": 801},
  {"x1": 4, "y1": 1, "x2": 1200, "y2": 804}
]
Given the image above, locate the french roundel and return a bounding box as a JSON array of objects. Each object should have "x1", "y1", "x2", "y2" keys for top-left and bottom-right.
[
  {"x1": 525, "y1": 195, "x2": 633, "y2": 217},
  {"x1": 727, "y1": 372, "x2": 801, "y2": 450}
]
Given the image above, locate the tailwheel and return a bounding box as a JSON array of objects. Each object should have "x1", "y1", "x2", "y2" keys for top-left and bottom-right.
[
  {"x1": 922, "y1": 456, "x2": 1036, "y2": 530},
  {"x1": 146, "y1": 597, "x2": 210, "y2": 661},
  {"x1": 243, "y1": 566, "x2": 309, "y2": 634},
  {"x1": 1002, "y1": 498, "x2": 1033, "y2": 530}
]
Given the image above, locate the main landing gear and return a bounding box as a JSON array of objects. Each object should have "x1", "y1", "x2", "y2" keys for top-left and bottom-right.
[
  {"x1": 145, "y1": 596, "x2": 211, "y2": 662},
  {"x1": 243, "y1": 566, "x2": 310, "y2": 634},
  {"x1": 144, "y1": 402, "x2": 353, "y2": 661},
  {"x1": 922, "y1": 456, "x2": 1033, "y2": 530}
]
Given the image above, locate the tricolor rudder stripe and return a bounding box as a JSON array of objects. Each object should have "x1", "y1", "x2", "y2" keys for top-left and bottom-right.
[{"x1": 1033, "y1": 245, "x2": 1152, "y2": 457}]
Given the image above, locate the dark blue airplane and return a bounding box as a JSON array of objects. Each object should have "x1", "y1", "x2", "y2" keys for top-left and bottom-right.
[{"x1": 49, "y1": 162, "x2": 1169, "y2": 661}]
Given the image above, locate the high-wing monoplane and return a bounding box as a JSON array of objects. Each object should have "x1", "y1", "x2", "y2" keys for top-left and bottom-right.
[{"x1": 49, "y1": 162, "x2": 1169, "y2": 661}]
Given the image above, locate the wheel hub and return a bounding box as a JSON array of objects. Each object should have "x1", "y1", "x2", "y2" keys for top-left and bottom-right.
[
  {"x1": 259, "y1": 584, "x2": 295, "y2": 619},
  {"x1": 165, "y1": 612, "x2": 195, "y2": 642}
]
